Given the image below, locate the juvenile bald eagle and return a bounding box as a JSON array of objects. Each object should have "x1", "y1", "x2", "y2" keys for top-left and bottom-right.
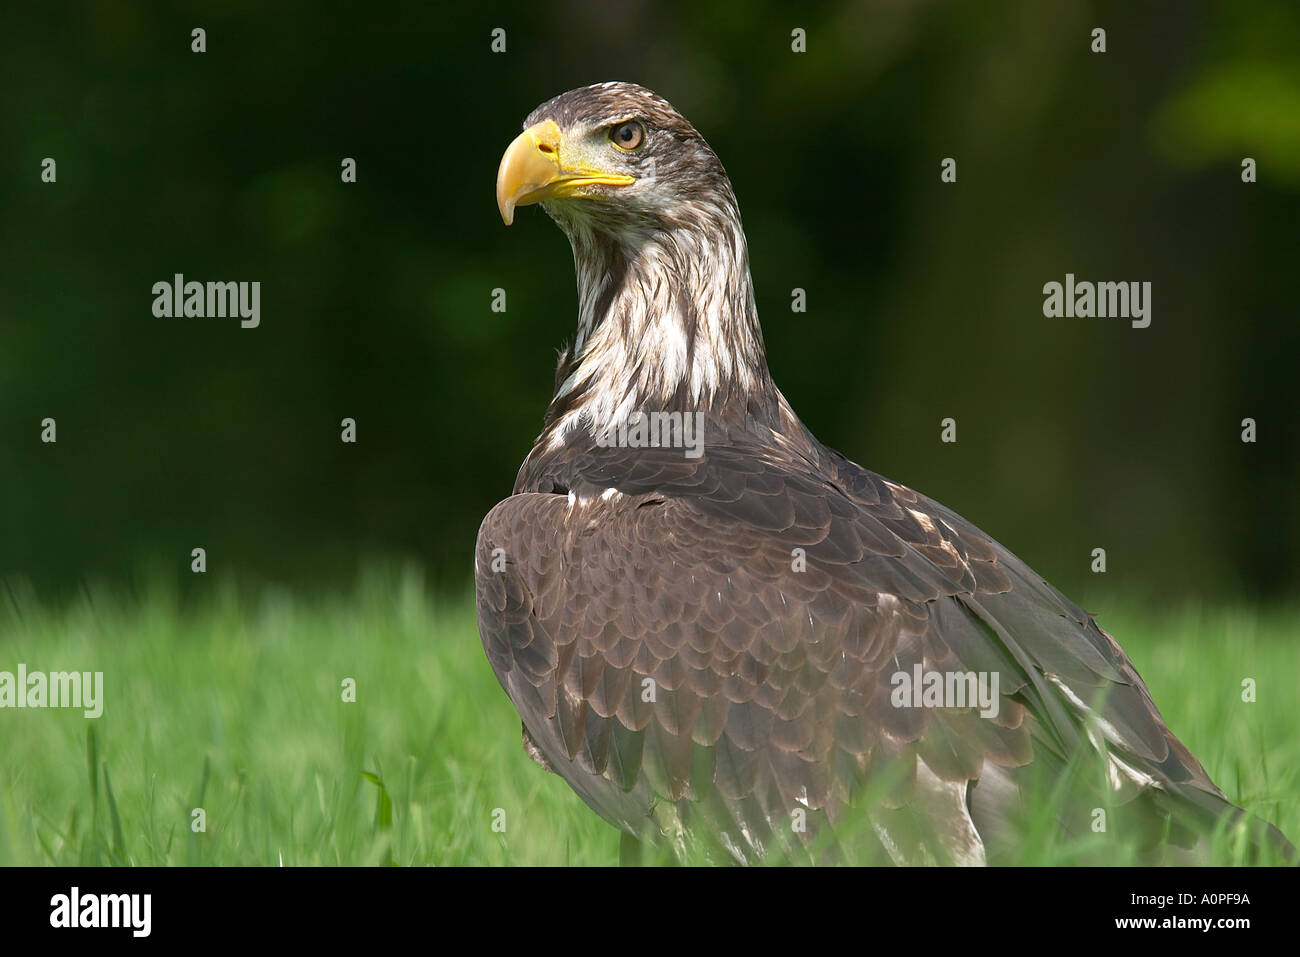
[{"x1": 476, "y1": 82, "x2": 1291, "y2": 864}]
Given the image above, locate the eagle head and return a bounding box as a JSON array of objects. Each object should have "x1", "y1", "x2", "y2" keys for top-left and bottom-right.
[
  {"x1": 495, "y1": 81, "x2": 734, "y2": 236},
  {"x1": 495, "y1": 82, "x2": 780, "y2": 447}
]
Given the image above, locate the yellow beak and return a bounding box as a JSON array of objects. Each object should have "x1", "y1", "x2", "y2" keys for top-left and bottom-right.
[{"x1": 495, "y1": 119, "x2": 636, "y2": 225}]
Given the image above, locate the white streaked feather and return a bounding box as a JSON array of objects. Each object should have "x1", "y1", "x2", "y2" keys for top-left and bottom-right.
[{"x1": 1046, "y1": 673, "x2": 1164, "y2": 794}]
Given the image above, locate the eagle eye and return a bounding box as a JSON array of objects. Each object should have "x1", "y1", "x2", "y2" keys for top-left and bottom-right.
[{"x1": 608, "y1": 120, "x2": 646, "y2": 152}]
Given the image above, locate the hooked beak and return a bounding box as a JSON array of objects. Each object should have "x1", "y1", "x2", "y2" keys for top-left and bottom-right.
[{"x1": 495, "y1": 119, "x2": 636, "y2": 225}]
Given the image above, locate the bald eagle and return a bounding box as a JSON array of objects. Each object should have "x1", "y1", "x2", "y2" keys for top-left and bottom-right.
[{"x1": 476, "y1": 82, "x2": 1291, "y2": 865}]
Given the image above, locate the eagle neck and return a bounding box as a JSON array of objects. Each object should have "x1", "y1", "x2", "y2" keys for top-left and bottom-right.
[{"x1": 538, "y1": 204, "x2": 780, "y2": 453}]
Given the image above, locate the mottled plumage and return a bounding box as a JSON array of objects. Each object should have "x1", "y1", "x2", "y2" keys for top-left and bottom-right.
[{"x1": 477, "y1": 82, "x2": 1292, "y2": 864}]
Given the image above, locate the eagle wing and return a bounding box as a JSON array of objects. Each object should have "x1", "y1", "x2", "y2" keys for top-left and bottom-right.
[{"x1": 476, "y1": 437, "x2": 1237, "y2": 863}]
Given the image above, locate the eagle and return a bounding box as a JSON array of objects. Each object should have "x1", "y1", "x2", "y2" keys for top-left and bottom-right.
[{"x1": 476, "y1": 81, "x2": 1292, "y2": 865}]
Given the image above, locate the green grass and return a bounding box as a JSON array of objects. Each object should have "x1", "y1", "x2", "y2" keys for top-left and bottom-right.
[{"x1": 0, "y1": 564, "x2": 1295, "y2": 865}]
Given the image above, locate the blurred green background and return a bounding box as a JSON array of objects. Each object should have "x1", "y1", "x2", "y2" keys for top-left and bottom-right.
[{"x1": 3, "y1": 0, "x2": 1297, "y2": 602}]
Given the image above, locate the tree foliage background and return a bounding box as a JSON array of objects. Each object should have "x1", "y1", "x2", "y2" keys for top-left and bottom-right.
[{"x1": 3, "y1": 0, "x2": 1297, "y2": 601}]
